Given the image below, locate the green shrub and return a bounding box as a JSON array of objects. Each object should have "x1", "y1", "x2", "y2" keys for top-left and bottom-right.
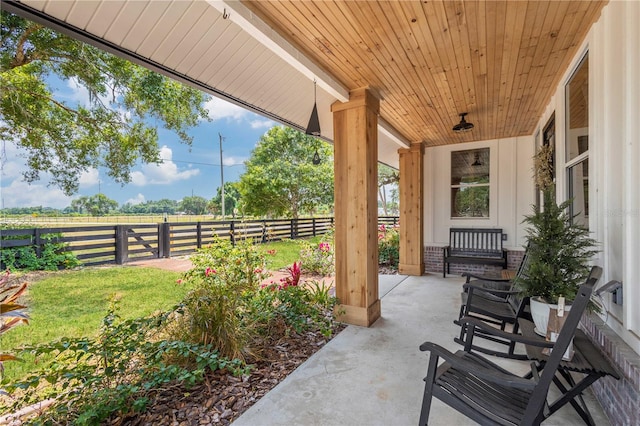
[
  {"x1": 299, "y1": 239, "x2": 334, "y2": 276},
  {"x1": 175, "y1": 236, "x2": 268, "y2": 360},
  {"x1": 0, "y1": 229, "x2": 79, "y2": 271},
  {"x1": 3, "y1": 302, "x2": 245, "y2": 424},
  {"x1": 378, "y1": 224, "x2": 399, "y2": 268}
]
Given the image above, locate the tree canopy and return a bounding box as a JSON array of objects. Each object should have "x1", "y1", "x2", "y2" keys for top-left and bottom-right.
[
  {"x1": 70, "y1": 194, "x2": 118, "y2": 216},
  {"x1": 0, "y1": 13, "x2": 209, "y2": 195},
  {"x1": 207, "y1": 182, "x2": 241, "y2": 216},
  {"x1": 238, "y1": 126, "x2": 333, "y2": 219},
  {"x1": 180, "y1": 195, "x2": 208, "y2": 215}
]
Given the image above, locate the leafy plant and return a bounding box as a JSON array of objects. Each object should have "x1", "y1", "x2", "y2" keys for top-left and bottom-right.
[
  {"x1": 3, "y1": 302, "x2": 245, "y2": 424},
  {"x1": 299, "y1": 239, "x2": 334, "y2": 276},
  {"x1": 175, "y1": 236, "x2": 268, "y2": 360},
  {"x1": 515, "y1": 187, "x2": 599, "y2": 304},
  {"x1": 378, "y1": 224, "x2": 400, "y2": 269},
  {"x1": 0, "y1": 270, "x2": 29, "y2": 391},
  {"x1": 0, "y1": 226, "x2": 79, "y2": 271}
]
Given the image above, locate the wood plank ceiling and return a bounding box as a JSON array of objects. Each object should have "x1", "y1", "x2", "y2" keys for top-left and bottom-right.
[{"x1": 243, "y1": 0, "x2": 607, "y2": 147}]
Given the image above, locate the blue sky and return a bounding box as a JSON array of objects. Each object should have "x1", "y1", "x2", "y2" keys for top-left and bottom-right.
[{"x1": 1, "y1": 76, "x2": 276, "y2": 209}]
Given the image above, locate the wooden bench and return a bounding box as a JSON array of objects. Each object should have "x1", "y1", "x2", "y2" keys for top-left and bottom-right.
[{"x1": 443, "y1": 228, "x2": 507, "y2": 277}]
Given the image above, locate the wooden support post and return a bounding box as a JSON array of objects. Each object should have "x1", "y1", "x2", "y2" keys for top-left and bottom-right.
[
  {"x1": 331, "y1": 87, "x2": 381, "y2": 327},
  {"x1": 115, "y1": 225, "x2": 128, "y2": 265},
  {"x1": 398, "y1": 143, "x2": 424, "y2": 275}
]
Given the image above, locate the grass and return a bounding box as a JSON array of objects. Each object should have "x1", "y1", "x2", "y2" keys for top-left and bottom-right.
[
  {"x1": 2, "y1": 267, "x2": 188, "y2": 380},
  {"x1": 258, "y1": 237, "x2": 323, "y2": 270}
]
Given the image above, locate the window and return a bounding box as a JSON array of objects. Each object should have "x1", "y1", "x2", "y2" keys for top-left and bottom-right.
[
  {"x1": 565, "y1": 54, "x2": 589, "y2": 227},
  {"x1": 451, "y1": 148, "x2": 490, "y2": 218}
]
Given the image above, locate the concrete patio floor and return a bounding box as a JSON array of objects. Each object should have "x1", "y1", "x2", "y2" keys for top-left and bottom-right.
[{"x1": 233, "y1": 273, "x2": 610, "y2": 426}]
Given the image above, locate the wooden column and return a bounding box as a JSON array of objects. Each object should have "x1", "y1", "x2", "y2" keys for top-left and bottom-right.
[
  {"x1": 398, "y1": 143, "x2": 424, "y2": 275},
  {"x1": 331, "y1": 87, "x2": 380, "y2": 327}
]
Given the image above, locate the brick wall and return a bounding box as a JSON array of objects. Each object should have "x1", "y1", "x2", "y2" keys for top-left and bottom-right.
[
  {"x1": 580, "y1": 315, "x2": 640, "y2": 426},
  {"x1": 423, "y1": 245, "x2": 525, "y2": 277}
]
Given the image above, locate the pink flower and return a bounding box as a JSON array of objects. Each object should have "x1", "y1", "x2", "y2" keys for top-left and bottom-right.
[
  {"x1": 176, "y1": 279, "x2": 183, "y2": 285},
  {"x1": 318, "y1": 242, "x2": 331, "y2": 253},
  {"x1": 254, "y1": 268, "x2": 263, "y2": 274},
  {"x1": 205, "y1": 267, "x2": 216, "y2": 277},
  {"x1": 378, "y1": 224, "x2": 386, "y2": 232},
  {"x1": 266, "y1": 249, "x2": 277, "y2": 256}
]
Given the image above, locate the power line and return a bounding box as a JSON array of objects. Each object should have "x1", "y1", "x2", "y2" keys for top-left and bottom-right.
[{"x1": 159, "y1": 158, "x2": 245, "y2": 167}]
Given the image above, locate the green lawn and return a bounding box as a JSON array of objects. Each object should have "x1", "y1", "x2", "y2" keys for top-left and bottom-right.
[
  {"x1": 258, "y1": 236, "x2": 323, "y2": 270},
  {"x1": 2, "y1": 267, "x2": 188, "y2": 380}
]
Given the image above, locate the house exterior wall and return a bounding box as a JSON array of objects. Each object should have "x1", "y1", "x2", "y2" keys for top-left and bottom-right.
[
  {"x1": 423, "y1": 136, "x2": 535, "y2": 252},
  {"x1": 421, "y1": 2, "x2": 640, "y2": 420}
]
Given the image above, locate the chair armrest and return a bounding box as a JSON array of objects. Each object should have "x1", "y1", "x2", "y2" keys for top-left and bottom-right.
[
  {"x1": 419, "y1": 342, "x2": 536, "y2": 390},
  {"x1": 460, "y1": 317, "x2": 553, "y2": 349},
  {"x1": 463, "y1": 282, "x2": 517, "y2": 296},
  {"x1": 463, "y1": 272, "x2": 511, "y2": 283}
]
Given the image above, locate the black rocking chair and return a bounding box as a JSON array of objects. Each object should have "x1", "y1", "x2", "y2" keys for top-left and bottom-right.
[{"x1": 419, "y1": 268, "x2": 599, "y2": 426}]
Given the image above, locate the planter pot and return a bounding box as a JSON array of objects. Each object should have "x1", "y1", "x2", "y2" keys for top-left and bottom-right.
[{"x1": 529, "y1": 297, "x2": 571, "y2": 336}]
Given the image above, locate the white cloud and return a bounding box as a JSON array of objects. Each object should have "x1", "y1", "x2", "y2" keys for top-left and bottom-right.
[
  {"x1": 79, "y1": 168, "x2": 100, "y2": 187},
  {"x1": 125, "y1": 193, "x2": 146, "y2": 205},
  {"x1": 249, "y1": 119, "x2": 274, "y2": 129},
  {"x1": 0, "y1": 179, "x2": 72, "y2": 209},
  {"x1": 131, "y1": 146, "x2": 200, "y2": 186},
  {"x1": 204, "y1": 97, "x2": 249, "y2": 121},
  {"x1": 223, "y1": 156, "x2": 247, "y2": 166}
]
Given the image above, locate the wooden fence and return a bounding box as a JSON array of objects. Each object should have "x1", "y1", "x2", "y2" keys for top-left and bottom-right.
[{"x1": 1, "y1": 216, "x2": 399, "y2": 267}]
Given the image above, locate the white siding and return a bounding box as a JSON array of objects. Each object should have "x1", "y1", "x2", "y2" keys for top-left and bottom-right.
[
  {"x1": 423, "y1": 136, "x2": 534, "y2": 251},
  {"x1": 535, "y1": 1, "x2": 640, "y2": 353}
]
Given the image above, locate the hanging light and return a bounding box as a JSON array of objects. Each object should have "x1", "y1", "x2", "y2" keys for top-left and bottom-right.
[
  {"x1": 305, "y1": 80, "x2": 321, "y2": 136},
  {"x1": 452, "y1": 112, "x2": 474, "y2": 133},
  {"x1": 471, "y1": 152, "x2": 482, "y2": 166}
]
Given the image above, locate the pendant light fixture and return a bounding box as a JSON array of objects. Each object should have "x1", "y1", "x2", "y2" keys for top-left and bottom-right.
[
  {"x1": 471, "y1": 152, "x2": 482, "y2": 166},
  {"x1": 305, "y1": 79, "x2": 321, "y2": 136},
  {"x1": 312, "y1": 149, "x2": 321, "y2": 165},
  {"x1": 452, "y1": 112, "x2": 474, "y2": 133}
]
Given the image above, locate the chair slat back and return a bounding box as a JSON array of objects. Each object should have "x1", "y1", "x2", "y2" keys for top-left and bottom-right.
[{"x1": 507, "y1": 248, "x2": 533, "y2": 311}]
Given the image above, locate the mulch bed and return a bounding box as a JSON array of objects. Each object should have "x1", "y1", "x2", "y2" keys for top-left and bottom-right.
[{"x1": 108, "y1": 325, "x2": 346, "y2": 426}]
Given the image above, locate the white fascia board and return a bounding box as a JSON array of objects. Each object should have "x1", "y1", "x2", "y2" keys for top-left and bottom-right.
[
  {"x1": 207, "y1": 0, "x2": 349, "y2": 102},
  {"x1": 379, "y1": 118, "x2": 411, "y2": 148}
]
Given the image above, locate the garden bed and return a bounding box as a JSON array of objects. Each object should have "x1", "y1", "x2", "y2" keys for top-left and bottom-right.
[{"x1": 113, "y1": 325, "x2": 345, "y2": 425}]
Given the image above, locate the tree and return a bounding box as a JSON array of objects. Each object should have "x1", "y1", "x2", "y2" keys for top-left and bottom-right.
[
  {"x1": 119, "y1": 198, "x2": 179, "y2": 214},
  {"x1": 180, "y1": 196, "x2": 208, "y2": 215},
  {"x1": 207, "y1": 182, "x2": 241, "y2": 216},
  {"x1": 70, "y1": 194, "x2": 118, "y2": 216},
  {"x1": 0, "y1": 13, "x2": 209, "y2": 195},
  {"x1": 378, "y1": 164, "x2": 399, "y2": 216},
  {"x1": 238, "y1": 126, "x2": 333, "y2": 219}
]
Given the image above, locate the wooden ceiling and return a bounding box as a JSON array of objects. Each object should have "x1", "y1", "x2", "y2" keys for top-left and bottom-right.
[{"x1": 243, "y1": 0, "x2": 607, "y2": 147}]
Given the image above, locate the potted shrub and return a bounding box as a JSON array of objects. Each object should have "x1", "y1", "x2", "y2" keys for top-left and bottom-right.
[{"x1": 515, "y1": 186, "x2": 599, "y2": 335}]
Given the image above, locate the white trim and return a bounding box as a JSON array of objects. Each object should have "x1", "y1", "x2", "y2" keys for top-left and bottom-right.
[
  {"x1": 379, "y1": 118, "x2": 412, "y2": 148},
  {"x1": 207, "y1": 0, "x2": 350, "y2": 102}
]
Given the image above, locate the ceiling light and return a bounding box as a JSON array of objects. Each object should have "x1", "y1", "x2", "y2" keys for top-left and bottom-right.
[{"x1": 453, "y1": 112, "x2": 474, "y2": 133}]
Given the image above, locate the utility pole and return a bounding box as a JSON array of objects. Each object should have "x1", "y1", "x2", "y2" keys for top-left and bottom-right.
[{"x1": 219, "y1": 133, "x2": 225, "y2": 218}]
